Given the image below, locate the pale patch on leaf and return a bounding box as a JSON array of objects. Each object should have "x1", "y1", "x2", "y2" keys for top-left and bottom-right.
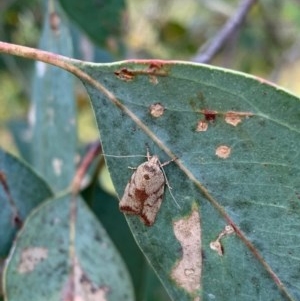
[
  {"x1": 225, "y1": 111, "x2": 253, "y2": 126},
  {"x1": 215, "y1": 145, "x2": 231, "y2": 159},
  {"x1": 210, "y1": 225, "x2": 235, "y2": 256},
  {"x1": 52, "y1": 158, "x2": 63, "y2": 176},
  {"x1": 171, "y1": 207, "x2": 201, "y2": 298},
  {"x1": 62, "y1": 256, "x2": 109, "y2": 301},
  {"x1": 28, "y1": 104, "x2": 36, "y2": 126},
  {"x1": 195, "y1": 120, "x2": 208, "y2": 132},
  {"x1": 18, "y1": 247, "x2": 48, "y2": 274},
  {"x1": 149, "y1": 102, "x2": 165, "y2": 118}
]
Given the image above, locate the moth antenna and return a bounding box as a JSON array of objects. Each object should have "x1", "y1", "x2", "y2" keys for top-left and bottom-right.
[
  {"x1": 160, "y1": 161, "x2": 181, "y2": 209},
  {"x1": 102, "y1": 154, "x2": 147, "y2": 158}
]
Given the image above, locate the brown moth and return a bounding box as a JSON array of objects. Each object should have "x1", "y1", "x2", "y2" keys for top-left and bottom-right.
[{"x1": 119, "y1": 150, "x2": 174, "y2": 226}]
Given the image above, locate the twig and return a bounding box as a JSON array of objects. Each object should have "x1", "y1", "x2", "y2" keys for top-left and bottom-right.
[
  {"x1": 192, "y1": 0, "x2": 257, "y2": 64},
  {"x1": 0, "y1": 171, "x2": 22, "y2": 227},
  {"x1": 71, "y1": 141, "x2": 102, "y2": 195}
]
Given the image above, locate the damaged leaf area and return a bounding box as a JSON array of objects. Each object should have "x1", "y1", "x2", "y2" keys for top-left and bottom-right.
[
  {"x1": 62, "y1": 256, "x2": 109, "y2": 301},
  {"x1": 18, "y1": 247, "x2": 48, "y2": 274},
  {"x1": 74, "y1": 60, "x2": 300, "y2": 300},
  {"x1": 171, "y1": 206, "x2": 201, "y2": 298},
  {"x1": 209, "y1": 225, "x2": 235, "y2": 256},
  {"x1": 3, "y1": 194, "x2": 134, "y2": 301}
]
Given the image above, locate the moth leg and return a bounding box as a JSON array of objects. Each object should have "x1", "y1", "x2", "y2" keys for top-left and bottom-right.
[
  {"x1": 128, "y1": 166, "x2": 137, "y2": 170},
  {"x1": 160, "y1": 156, "x2": 177, "y2": 167},
  {"x1": 146, "y1": 147, "x2": 151, "y2": 161}
]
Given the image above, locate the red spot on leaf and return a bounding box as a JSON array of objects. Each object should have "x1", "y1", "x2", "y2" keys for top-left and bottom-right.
[
  {"x1": 114, "y1": 68, "x2": 135, "y2": 81},
  {"x1": 203, "y1": 110, "x2": 217, "y2": 121}
]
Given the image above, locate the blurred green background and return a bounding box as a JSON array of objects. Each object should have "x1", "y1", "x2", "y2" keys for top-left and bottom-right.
[{"x1": 1, "y1": 0, "x2": 300, "y2": 154}]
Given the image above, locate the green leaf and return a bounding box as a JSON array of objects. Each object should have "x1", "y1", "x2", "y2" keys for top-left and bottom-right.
[
  {"x1": 59, "y1": 0, "x2": 126, "y2": 52},
  {"x1": 31, "y1": 8, "x2": 76, "y2": 192},
  {"x1": 3, "y1": 193, "x2": 134, "y2": 301},
  {"x1": 71, "y1": 60, "x2": 300, "y2": 300},
  {"x1": 8, "y1": 120, "x2": 31, "y2": 163},
  {"x1": 0, "y1": 149, "x2": 52, "y2": 257}
]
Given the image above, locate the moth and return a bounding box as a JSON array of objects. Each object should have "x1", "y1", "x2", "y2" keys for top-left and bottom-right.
[{"x1": 119, "y1": 150, "x2": 175, "y2": 226}]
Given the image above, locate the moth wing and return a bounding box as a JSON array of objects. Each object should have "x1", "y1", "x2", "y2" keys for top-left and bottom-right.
[
  {"x1": 140, "y1": 185, "x2": 165, "y2": 226},
  {"x1": 119, "y1": 172, "x2": 141, "y2": 214}
]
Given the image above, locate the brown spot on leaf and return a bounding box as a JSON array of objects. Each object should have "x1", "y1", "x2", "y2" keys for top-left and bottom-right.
[
  {"x1": 114, "y1": 68, "x2": 135, "y2": 81},
  {"x1": 62, "y1": 256, "x2": 109, "y2": 301},
  {"x1": 148, "y1": 61, "x2": 164, "y2": 71},
  {"x1": 49, "y1": 12, "x2": 60, "y2": 31},
  {"x1": 225, "y1": 111, "x2": 253, "y2": 126},
  {"x1": 215, "y1": 145, "x2": 231, "y2": 159},
  {"x1": 18, "y1": 247, "x2": 48, "y2": 274},
  {"x1": 171, "y1": 206, "x2": 201, "y2": 297},
  {"x1": 225, "y1": 113, "x2": 242, "y2": 126},
  {"x1": 200, "y1": 109, "x2": 217, "y2": 122},
  {"x1": 210, "y1": 225, "x2": 235, "y2": 256},
  {"x1": 114, "y1": 62, "x2": 168, "y2": 83},
  {"x1": 149, "y1": 102, "x2": 165, "y2": 118},
  {"x1": 195, "y1": 120, "x2": 208, "y2": 132}
]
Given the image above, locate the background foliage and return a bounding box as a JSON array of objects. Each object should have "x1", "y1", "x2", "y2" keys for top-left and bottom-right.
[{"x1": 1, "y1": 0, "x2": 300, "y2": 153}]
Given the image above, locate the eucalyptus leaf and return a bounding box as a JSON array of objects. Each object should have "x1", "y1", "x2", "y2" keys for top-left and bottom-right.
[
  {"x1": 31, "y1": 8, "x2": 76, "y2": 192},
  {"x1": 0, "y1": 149, "x2": 52, "y2": 257},
  {"x1": 70, "y1": 60, "x2": 300, "y2": 300},
  {"x1": 3, "y1": 194, "x2": 134, "y2": 301}
]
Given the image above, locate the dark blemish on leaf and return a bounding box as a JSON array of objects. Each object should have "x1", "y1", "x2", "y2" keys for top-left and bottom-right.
[
  {"x1": 0, "y1": 171, "x2": 23, "y2": 227},
  {"x1": 288, "y1": 198, "x2": 300, "y2": 213},
  {"x1": 188, "y1": 99, "x2": 197, "y2": 111},
  {"x1": 148, "y1": 61, "x2": 164, "y2": 71},
  {"x1": 94, "y1": 233, "x2": 102, "y2": 242},
  {"x1": 114, "y1": 68, "x2": 135, "y2": 81},
  {"x1": 201, "y1": 109, "x2": 217, "y2": 122},
  {"x1": 197, "y1": 91, "x2": 205, "y2": 101},
  {"x1": 189, "y1": 94, "x2": 206, "y2": 113},
  {"x1": 13, "y1": 215, "x2": 22, "y2": 228}
]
